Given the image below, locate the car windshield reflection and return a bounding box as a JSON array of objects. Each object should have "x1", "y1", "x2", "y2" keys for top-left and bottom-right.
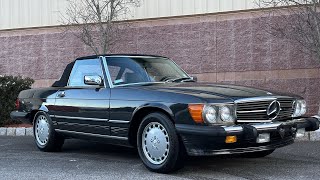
[{"x1": 106, "y1": 56, "x2": 192, "y2": 86}]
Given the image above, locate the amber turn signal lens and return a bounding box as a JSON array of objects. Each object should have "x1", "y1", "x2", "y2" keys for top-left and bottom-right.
[
  {"x1": 188, "y1": 104, "x2": 204, "y2": 123},
  {"x1": 225, "y1": 136, "x2": 237, "y2": 144}
]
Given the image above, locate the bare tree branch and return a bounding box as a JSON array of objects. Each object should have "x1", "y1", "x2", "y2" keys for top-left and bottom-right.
[
  {"x1": 62, "y1": 0, "x2": 139, "y2": 55},
  {"x1": 256, "y1": 0, "x2": 320, "y2": 60}
]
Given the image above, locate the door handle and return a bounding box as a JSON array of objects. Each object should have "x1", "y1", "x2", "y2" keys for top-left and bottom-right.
[{"x1": 58, "y1": 91, "x2": 65, "y2": 98}]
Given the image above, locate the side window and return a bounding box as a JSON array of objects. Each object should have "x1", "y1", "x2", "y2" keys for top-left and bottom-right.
[
  {"x1": 108, "y1": 65, "x2": 121, "y2": 82},
  {"x1": 68, "y1": 59, "x2": 104, "y2": 87},
  {"x1": 108, "y1": 65, "x2": 134, "y2": 84},
  {"x1": 107, "y1": 57, "x2": 150, "y2": 85}
]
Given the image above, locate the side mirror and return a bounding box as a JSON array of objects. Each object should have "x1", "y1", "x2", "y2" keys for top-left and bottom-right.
[
  {"x1": 84, "y1": 75, "x2": 103, "y2": 86},
  {"x1": 191, "y1": 76, "x2": 198, "y2": 82}
]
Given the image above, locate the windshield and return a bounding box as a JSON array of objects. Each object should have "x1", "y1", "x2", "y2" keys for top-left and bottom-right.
[{"x1": 106, "y1": 57, "x2": 191, "y2": 86}]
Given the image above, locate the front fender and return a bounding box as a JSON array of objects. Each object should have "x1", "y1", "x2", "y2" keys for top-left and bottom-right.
[
  {"x1": 131, "y1": 102, "x2": 197, "y2": 125},
  {"x1": 132, "y1": 102, "x2": 175, "y2": 120}
]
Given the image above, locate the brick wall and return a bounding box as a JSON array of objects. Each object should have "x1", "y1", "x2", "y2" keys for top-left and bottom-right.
[{"x1": 0, "y1": 10, "x2": 319, "y2": 115}]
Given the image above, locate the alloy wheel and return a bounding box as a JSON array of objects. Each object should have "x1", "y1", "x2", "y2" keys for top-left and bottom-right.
[
  {"x1": 142, "y1": 122, "x2": 170, "y2": 165},
  {"x1": 35, "y1": 115, "x2": 50, "y2": 146}
]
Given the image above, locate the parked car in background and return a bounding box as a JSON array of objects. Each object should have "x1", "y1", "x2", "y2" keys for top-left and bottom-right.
[{"x1": 11, "y1": 54, "x2": 320, "y2": 173}]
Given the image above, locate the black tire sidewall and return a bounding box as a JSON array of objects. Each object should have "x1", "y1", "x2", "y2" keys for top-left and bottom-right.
[{"x1": 137, "y1": 112, "x2": 181, "y2": 173}]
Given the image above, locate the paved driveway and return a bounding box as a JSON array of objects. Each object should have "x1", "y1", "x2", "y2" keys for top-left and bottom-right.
[{"x1": 0, "y1": 137, "x2": 319, "y2": 180}]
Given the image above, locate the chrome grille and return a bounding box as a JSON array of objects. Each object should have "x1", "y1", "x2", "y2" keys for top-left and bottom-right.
[
  {"x1": 236, "y1": 98, "x2": 295, "y2": 123},
  {"x1": 277, "y1": 98, "x2": 295, "y2": 119}
]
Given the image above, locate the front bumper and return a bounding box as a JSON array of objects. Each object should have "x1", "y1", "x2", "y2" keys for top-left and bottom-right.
[{"x1": 176, "y1": 117, "x2": 320, "y2": 156}]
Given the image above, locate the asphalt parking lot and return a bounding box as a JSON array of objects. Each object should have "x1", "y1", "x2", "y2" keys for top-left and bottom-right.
[{"x1": 0, "y1": 137, "x2": 319, "y2": 180}]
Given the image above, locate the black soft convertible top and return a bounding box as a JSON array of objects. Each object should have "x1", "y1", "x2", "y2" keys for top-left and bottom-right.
[
  {"x1": 52, "y1": 61, "x2": 75, "y2": 87},
  {"x1": 51, "y1": 54, "x2": 167, "y2": 87}
]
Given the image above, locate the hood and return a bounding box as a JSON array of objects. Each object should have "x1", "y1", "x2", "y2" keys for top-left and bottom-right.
[{"x1": 136, "y1": 82, "x2": 297, "y2": 101}]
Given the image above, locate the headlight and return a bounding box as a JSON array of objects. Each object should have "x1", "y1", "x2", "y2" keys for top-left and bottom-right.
[
  {"x1": 293, "y1": 100, "x2": 307, "y2": 117},
  {"x1": 220, "y1": 105, "x2": 236, "y2": 122},
  {"x1": 189, "y1": 104, "x2": 236, "y2": 124},
  {"x1": 300, "y1": 100, "x2": 307, "y2": 115},
  {"x1": 203, "y1": 105, "x2": 218, "y2": 123},
  {"x1": 202, "y1": 104, "x2": 235, "y2": 124}
]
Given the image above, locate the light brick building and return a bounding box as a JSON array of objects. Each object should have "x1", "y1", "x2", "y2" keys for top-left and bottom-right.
[{"x1": 0, "y1": 0, "x2": 319, "y2": 115}]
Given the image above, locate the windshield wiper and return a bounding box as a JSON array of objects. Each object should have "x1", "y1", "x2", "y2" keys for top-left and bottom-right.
[
  {"x1": 115, "y1": 82, "x2": 165, "y2": 87},
  {"x1": 166, "y1": 77, "x2": 194, "y2": 82}
]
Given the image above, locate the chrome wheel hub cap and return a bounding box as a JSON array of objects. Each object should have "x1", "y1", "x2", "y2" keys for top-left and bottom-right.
[
  {"x1": 35, "y1": 115, "x2": 50, "y2": 146},
  {"x1": 142, "y1": 122, "x2": 170, "y2": 165}
]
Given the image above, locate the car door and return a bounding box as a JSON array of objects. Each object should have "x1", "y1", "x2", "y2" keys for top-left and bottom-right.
[
  {"x1": 53, "y1": 58, "x2": 111, "y2": 136},
  {"x1": 106, "y1": 57, "x2": 151, "y2": 138}
]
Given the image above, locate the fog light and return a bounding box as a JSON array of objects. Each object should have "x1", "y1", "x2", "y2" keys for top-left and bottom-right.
[
  {"x1": 256, "y1": 133, "x2": 270, "y2": 143},
  {"x1": 225, "y1": 136, "x2": 237, "y2": 143},
  {"x1": 296, "y1": 128, "x2": 306, "y2": 138}
]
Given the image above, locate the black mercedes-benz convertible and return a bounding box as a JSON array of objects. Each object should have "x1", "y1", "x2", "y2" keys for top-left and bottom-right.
[{"x1": 11, "y1": 54, "x2": 319, "y2": 173}]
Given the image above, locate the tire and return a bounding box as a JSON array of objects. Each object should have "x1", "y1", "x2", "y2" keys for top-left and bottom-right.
[
  {"x1": 137, "y1": 112, "x2": 185, "y2": 173},
  {"x1": 33, "y1": 112, "x2": 64, "y2": 152},
  {"x1": 240, "y1": 149, "x2": 275, "y2": 158}
]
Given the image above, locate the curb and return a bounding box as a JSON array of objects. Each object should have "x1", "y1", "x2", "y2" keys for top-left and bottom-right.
[
  {"x1": 0, "y1": 127, "x2": 33, "y2": 136},
  {"x1": 0, "y1": 127, "x2": 319, "y2": 141},
  {"x1": 310, "y1": 130, "x2": 320, "y2": 141}
]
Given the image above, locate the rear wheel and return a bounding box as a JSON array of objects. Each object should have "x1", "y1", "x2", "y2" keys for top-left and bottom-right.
[
  {"x1": 33, "y1": 112, "x2": 64, "y2": 152},
  {"x1": 240, "y1": 149, "x2": 275, "y2": 158},
  {"x1": 137, "y1": 112, "x2": 185, "y2": 173}
]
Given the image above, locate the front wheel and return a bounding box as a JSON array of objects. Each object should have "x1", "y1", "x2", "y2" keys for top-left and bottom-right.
[
  {"x1": 137, "y1": 112, "x2": 185, "y2": 173},
  {"x1": 33, "y1": 112, "x2": 64, "y2": 152}
]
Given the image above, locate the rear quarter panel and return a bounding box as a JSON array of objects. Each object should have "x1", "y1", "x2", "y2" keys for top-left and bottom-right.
[{"x1": 18, "y1": 88, "x2": 59, "y2": 123}]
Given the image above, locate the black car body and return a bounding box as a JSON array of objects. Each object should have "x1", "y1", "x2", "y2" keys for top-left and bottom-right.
[{"x1": 11, "y1": 54, "x2": 320, "y2": 173}]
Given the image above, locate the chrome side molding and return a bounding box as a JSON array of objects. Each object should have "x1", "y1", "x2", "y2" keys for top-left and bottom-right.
[
  {"x1": 55, "y1": 129, "x2": 128, "y2": 140},
  {"x1": 54, "y1": 115, "x2": 109, "y2": 121},
  {"x1": 108, "y1": 120, "x2": 130, "y2": 124}
]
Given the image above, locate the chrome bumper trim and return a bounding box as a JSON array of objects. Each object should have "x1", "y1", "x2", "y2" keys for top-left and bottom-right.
[
  {"x1": 312, "y1": 115, "x2": 320, "y2": 121},
  {"x1": 237, "y1": 120, "x2": 273, "y2": 123},
  {"x1": 251, "y1": 123, "x2": 281, "y2": 131},
  {"x1": 199, "y1": 138, "x2": 294, "y2": 155},
  {"x1": 222, "y1": 126, "x2": 243, "y2": 133},
  {"x1": 223, "y1": 119, "x2": 307, "y2": 133}
]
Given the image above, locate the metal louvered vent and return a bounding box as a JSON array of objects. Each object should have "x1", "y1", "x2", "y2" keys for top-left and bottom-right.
[{"x1": 236, "y1": 98, "x2": 295, "y2": 123}]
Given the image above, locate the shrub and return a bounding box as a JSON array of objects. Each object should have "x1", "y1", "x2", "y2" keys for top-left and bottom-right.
[{"x1": 0, "y1": 76, "x2": 34, "y2": 126}]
